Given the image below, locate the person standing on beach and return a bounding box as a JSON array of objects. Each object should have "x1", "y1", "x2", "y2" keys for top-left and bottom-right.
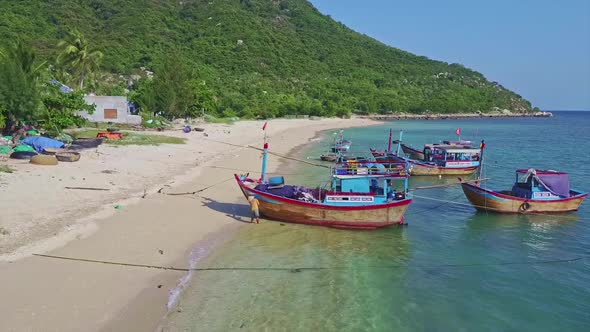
[{"x1": 248, "y1": 195, "x2": 260, "y2": 224}]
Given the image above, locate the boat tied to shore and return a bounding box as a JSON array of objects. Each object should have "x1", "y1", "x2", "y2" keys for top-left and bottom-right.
[
  {"x1": 235, "y1": 139, "x2": 413, "y2": 229},
  {"x1": 370, "y1": 129, "x2": 483, "y2": 176},
  {"x1": 460, "y1": 168, "x2": 587, "y2": 214},
  {"x1": 330, "y1": 130, "x2": 352, "y2": 153},
  {"x1": 320, "y1": 131, "x2": 354, "y2": 162}
]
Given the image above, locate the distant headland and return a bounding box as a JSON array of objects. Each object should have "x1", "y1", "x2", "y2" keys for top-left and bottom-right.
[{"x1": 358, "y1": 110, "x2": 553, "y2": 120}]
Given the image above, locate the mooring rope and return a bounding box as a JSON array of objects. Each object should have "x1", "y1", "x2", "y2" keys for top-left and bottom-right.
[
  {"x1": 408, "y1": 178, "x2": 488, "y2": 191},
  {"x1": 406, "y1": 192, "x2": 467, "y2": 216},
  {"x1": 413, "y1": 194, "x2": 475, "y2": 208},
  {"x1": 202, "y1": 165, "x2": 305, "y2": 176},
  {"x1": 157, "y1": 177, "x2": 235, "y2": 196},
  {"x1": 203, "y1": 137, "x2": 330, "y2": 169},
  {"x1": 31, "y1": 253, "x2": 584, "y2": 273}
]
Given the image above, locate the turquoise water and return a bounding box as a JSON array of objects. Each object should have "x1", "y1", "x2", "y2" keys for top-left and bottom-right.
[{"x1": 165, "y1": 112, "x2": 590, "y2": 331}]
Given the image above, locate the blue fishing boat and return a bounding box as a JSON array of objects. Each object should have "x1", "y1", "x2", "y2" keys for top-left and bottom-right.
[{"x1": 235, "y1": 141, "x2": 413, "y2": 229}]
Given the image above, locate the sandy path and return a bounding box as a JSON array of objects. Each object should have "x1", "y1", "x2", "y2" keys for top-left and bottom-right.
[{"x1": 0, "y1": 118, "x2": 377, "y2": 332}]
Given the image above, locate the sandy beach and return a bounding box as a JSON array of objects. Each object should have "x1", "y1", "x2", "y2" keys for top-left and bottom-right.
[{"x1": 0, "y1": 117, "x2": 377, "y2": 332}]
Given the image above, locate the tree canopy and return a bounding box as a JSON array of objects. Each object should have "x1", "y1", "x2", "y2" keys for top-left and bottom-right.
[
  {"x1": 0, "y1": 0, "x2": 537, "y2": 119},
  {"x1": 0, "y1": 40, "x2": 92, "y2": 133}
]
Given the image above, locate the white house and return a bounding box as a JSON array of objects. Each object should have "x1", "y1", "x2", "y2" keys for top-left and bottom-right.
[{"x1": 79, "y1": 96, "x2": 141, "y2": 125}]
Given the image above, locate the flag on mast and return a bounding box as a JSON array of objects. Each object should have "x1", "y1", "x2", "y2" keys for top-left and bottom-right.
[
  {"x1": 262, "y1": 121, "x2": 268, "y2": 131},
  {"x1": 455, "y1": 128, "x2": 461, "y2": 136}
]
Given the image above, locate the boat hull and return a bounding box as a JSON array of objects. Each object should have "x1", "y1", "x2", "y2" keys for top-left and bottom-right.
[
  {"x1": 320, "y1": 154, "x2": 337, "y2": 162},
  {"x1": 370, "y1": 153, "x2": 478, "y2": 176},
  {"x1": 401, "y1": 144, "x2": 424, "y2": 160},
  {"x1": 235, "y1": 175, "x2": 412, "y2": 229},
  {"x1": 408, "y1": 160, "x2": 479, "y2": 176},
  {"x1": 461, "y1": 182, "x2": 588, "y2": 213}
]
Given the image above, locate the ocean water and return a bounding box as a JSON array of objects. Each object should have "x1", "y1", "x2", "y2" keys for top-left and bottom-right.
[{"x1": 164, "y1": 111, "x2": 590, "y2": 331}]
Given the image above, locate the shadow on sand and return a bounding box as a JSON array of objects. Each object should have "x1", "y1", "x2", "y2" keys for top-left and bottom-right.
[{"x1": 200, "y1": 196, "x2": 252, "y2": 224}]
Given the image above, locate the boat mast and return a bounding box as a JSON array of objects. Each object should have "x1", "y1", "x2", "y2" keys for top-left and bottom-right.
[
  {"x1": 396, "y1": 130, "x2": 403, "y2": 156},
  {"x1": 387, "y1": 128, "x2": 393, "y2": 153},
  {"x1": 261, "y1": 133, "x2": 269, "y2": 184}
]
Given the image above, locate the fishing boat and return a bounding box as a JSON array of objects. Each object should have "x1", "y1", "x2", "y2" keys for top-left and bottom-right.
[
  {"x1": 395, "y1": 141, "x2": 424, "y2": 160},
  {"x1": 338, "y1": 154, "x2": 370, "y2": 163},
  {"x1": 330, "y1": 131, "x2": 352, "y2": 152},
  {"x1": 460, "y1": 169, "x2": 587, "y2": 213},
  {"x1": 385, "y1": 139, "x2": 475, "y2": 160},
  {"x1": 403, "y1": 144, "x2": 481, "y2": 176},
  {"x1": 320, "y1": 153, "x2": 338, "y2": 162},
  {"x1": 235, "y1": 142, "x2": 413, "y2": 229},
  {"x1": 371, "y1": 130, "x2": 482, "y2": 176},
  {"x1": 331, "y1": 139, "x2": 352, "y2": 152}
]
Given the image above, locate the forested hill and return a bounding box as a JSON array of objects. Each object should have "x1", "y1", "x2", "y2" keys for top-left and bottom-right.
[{"x1": 0, "y1": 0, "x2": 537, "y2": 118}]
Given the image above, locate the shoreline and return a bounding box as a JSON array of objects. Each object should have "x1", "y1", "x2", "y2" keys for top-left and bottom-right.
[
  {"x1": 155, "y1": 121, "x2": 378, "y2": 330},
  {"x1": 0, "y1": 118, "x2": 379, "y2": 332},
  {"x1": 357, "y1": 111, "x2": 553, "y2": 120}
]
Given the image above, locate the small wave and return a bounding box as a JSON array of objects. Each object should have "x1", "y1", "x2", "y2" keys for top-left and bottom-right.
[{"x1": 166, "y1": 245, "x2": 209, "y2": 311}]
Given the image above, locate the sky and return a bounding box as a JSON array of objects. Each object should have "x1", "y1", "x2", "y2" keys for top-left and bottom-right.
[{"x1": 309, "y1": 0, "x2": 590, "y2": 111}]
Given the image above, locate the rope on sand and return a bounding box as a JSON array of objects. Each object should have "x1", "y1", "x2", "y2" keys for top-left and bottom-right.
[
  {"x1": 31, "y1": 253, "x2": 585, "y2": 273},
  {"x1": 157, "y1": 177, "x2": 235, "y2": 196}
]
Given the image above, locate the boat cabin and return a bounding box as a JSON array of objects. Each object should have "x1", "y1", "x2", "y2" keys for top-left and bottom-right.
[
  {"x1": 331, "y1": 139, "x2": 352, "y2": 152},
  {"x1": 511, "y1": 169, "x2": 571, "y2": 200},
  {"x1": 327, "y1": 161, "x2": 408, "y2": 205},
  {"x1": 422, "y1": 145, "x2": 481, "y2": 167}
]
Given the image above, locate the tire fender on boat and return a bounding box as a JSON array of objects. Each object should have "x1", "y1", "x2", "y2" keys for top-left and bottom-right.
[{"x1": 519, "y1": 201, "x2": 531, "y2": 212}]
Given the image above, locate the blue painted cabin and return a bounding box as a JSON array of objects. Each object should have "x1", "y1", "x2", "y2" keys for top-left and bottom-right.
[{"x1": 326, "y1": 161, "x2": 409, "y2": 206}]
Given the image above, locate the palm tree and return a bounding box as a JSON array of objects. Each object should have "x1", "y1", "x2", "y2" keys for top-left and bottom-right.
[
  {"x1": 57, "y1": 30, "x2": 103, "y2": 90},
  {"x1": 0, "y1": 41, "x2": 45, "y2": 132}
]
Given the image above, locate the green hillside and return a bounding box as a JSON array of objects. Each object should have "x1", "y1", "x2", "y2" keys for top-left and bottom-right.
[{"x1": 0, "y1": 0, "x2": 537, "y2": 118}]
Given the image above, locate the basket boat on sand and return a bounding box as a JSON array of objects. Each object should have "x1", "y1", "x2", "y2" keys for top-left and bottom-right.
[{"x1": 56, "y1": 151, "x2": 81, "y2": 162}]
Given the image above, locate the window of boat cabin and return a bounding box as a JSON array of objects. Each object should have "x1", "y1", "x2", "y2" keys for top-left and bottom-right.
[
  {"x1": 334, "y1": 178, "x2": 342, "y2": 192},
  {"x1": 431, "y1": 148, "x2": 445, "y2": 160},
  {"x1": 369, "y1": 178, "x2": 387, "y2": 196},
  {"x1": 516, "y1": 172, "x2": 538, "y2": 189},
  {"x1": 333, "y1": 178, "x2": 376, "y2": 195},
  {"x1": 346, "y1": 178, "x2": 370, "y2": 193}
]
